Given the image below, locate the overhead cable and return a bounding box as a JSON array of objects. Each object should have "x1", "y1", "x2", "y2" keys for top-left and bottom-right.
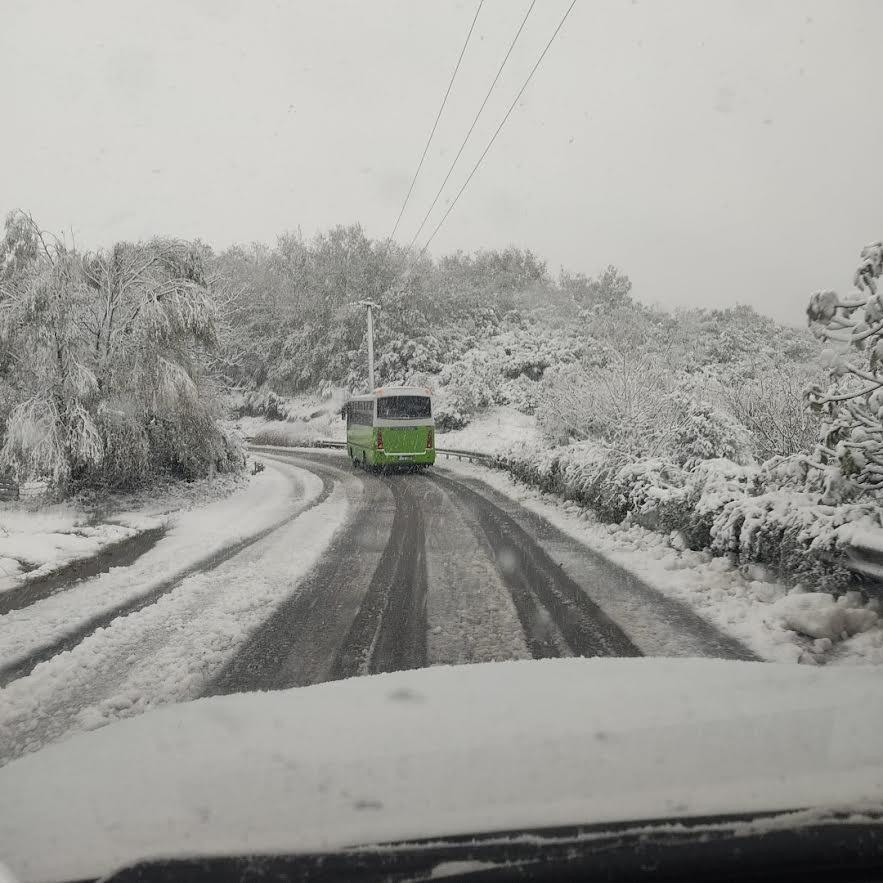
[
  {"x1": 388, "y1": 1, "x2": 484, "y2": 241},
  {"x1": 420, "y1": 0, "x2": 577, "y2": 254}
]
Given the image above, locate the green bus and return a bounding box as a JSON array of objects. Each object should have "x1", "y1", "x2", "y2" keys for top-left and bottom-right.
[{"x1": 342, "y1": 386, "x2": 435, "y2": 469}]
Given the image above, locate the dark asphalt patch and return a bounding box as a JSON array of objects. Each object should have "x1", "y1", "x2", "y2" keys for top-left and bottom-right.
[
  {"x1": 431, "y1": 473, "x2": 642, "y2": 659},
  {"x1": 331, "y1": 475, "x2": 429, "y2": 678},
  {"x1": 0, "y1": 526, "x2": 167, "y2": 617}
]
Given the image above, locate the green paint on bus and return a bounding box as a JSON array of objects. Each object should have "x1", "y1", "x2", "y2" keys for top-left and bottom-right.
[{"x1": 342, "y1": 387, "x2": 436, "y2": 468}]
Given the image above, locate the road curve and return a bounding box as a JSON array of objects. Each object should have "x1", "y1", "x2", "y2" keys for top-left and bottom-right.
[
  {"x1": 205, "y1": 448, "x2": 754, "y2": 698},
  {"x1": 0, "y1": 447, "x2": 758, "y2": 767}
]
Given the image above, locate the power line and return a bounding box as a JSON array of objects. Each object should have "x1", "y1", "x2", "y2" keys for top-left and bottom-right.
[
  {"x1": 408, "y1": 0, "x2": 536, "y2": 250},
  {"x1": 419, "y1": 0, "x2": 577, "y2": 255},
  {"x1": 388, "y1": 1, "x2": 483, "y2": 241}
]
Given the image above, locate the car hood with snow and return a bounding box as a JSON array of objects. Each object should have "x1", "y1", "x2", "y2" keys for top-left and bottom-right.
[{"x1": 1, "y1": 657, "x2": 882, "y2": 882}]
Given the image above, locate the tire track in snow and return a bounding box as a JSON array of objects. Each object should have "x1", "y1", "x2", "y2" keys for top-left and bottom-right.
[
  {"x1": 436, "y1": 467, "x2": 758, "y2": 661},
  {"x1": 422, "y1": 476, "x2": 532, "y2": 666},
  {"x1": 330, "y1": 473, "x2": 429, "y2": 678},
  {"x1": 0, "y1": 526, "x2": 167, "y2": 617},
  {"x1": 431, "y1": 472, "x2": 642, "y2": 659},
  {"x1": 0, "y1": 468, "x2": 352, "y2": 767},
  {"x1": 0, "y1": 461, "x2": 333, "y2": 688},
  {"x1": 204, "y1": 451, "x2": 395, "y2": 693}
]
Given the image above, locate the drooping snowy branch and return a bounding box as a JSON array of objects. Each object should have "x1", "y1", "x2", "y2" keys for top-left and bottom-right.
[{"x1": 806, "y1": 241, "x2": 883, "y2": 497}]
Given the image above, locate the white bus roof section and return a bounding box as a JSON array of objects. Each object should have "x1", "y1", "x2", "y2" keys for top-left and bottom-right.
[{"x1": 348, "y1": 387, "x2": 431, "y2": 401}]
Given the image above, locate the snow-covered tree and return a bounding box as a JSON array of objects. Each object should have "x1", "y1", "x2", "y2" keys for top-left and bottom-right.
[
  {"x1": 0, "y1": 211, "x2": 240, "y2": 493},
  {"x1": 806, "y1": 241, "x2": 883, "y2": 497}
]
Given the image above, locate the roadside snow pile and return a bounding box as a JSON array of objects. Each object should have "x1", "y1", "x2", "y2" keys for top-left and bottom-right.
[{"x1": 771, "y1": 592, "x2": 879, "y2": 641}]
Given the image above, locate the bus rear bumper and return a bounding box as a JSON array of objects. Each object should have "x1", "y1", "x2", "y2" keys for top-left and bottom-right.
[{"x1": 373, "y1": 450, "x2": 436, "y2": 466}]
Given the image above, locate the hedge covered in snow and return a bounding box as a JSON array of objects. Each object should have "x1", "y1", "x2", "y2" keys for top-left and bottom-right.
[{"x1": 493, "y1": 441, "x2": 882, "y2": 594}]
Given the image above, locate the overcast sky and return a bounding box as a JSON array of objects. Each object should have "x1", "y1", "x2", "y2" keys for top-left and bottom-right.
[{"x1": 2, "y1": 0, "x2": 881, "y2": 323}]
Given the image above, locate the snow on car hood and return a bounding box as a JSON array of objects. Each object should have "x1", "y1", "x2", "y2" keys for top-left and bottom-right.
[{"x1": 1, "y1": 657, "x2": 883, "y2": 883}]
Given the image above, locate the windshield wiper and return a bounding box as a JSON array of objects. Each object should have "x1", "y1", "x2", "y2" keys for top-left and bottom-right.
[{"x1": 95, "y1": 808, "x2": 883, "y2": 882}]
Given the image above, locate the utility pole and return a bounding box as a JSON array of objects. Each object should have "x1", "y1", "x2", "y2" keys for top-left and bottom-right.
[{"x1": 356, "y1": 299, "x2": 380, "y2": 390}]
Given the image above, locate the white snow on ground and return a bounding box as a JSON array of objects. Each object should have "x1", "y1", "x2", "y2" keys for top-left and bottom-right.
[
  {"x1": 436, "y1": 406, "x2": 541, "y2": 454},
  {"x1": 2, "y1": 657, "x2": 882, "y2": 883},
  {"x1": 0, "y1": 473, "x2": 351, "y2": 765},
  {"x1": 229, "y1": 393, "x2": 346, "y2": 445},
  {"x1": 233, "y1": 401, "x2": 540, "y2": 453},
  {"x1": 0, "y1": 458, "x2": 318, "y2": 668},
  {"x1": 772, "y1": 592, "x2": 880, "y2": 641},
  {"x1": 233, "y1": 413, "x2": 345, "y2": 444},
  {"x1": 0, "y1": 472, "x2": 248, "y2": 595},
  {"x1": 0, "y1": 508, "x2": 144, "y2": 594},
  {"x1": 440, "y1": 459, "x2": 883, "y2": 666}
]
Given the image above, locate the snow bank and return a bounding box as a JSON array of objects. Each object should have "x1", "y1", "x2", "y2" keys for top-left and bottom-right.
[
  {"x1": 771, "y1": 592, "x2": 879, "y2": 641},
  {"x1": 0, "y1": 459, "x2": 318, "y2": 667}
]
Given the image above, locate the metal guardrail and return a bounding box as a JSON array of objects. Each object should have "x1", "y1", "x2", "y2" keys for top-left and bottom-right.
[
  {"x1": 436, "y1": 446, "x2": 495, "y2": 464},
  {"x1": 844, "y1": 535, "x2": 883, "y2": 588},
  {"x1": 0, "y1": 477, "x2": 18, "y2": 503},
  {"x1": 246, "y1": 437, "x2": 494, "y2": 465}
]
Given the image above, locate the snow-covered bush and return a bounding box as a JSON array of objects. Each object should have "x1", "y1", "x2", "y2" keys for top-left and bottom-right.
[
  {"x1": 806, "y1": 240, "x2": 883, "y2": 497},
  {"x1": 434, "y1": 351, "x2": 505, "y2": 429},
  {"x1": 608, "y1": 458, "x2": 693, "y2": 533},
  {"x1": 431, "y1": 390, "x2": 471, "y2": 432},
  {"x1": 708, "y1": 492, "x2": 879, "y2": 591},
  {"x1": 233, "y1": 388, "x2": 290, "y2": 421},
  {"x1": 537, "y1": 360, "x2": 753, "y2": 469},
  {"x1": 494, "y1": 439, "x2": 865, "y2": 592},
  {"x1": 722, "y1": 363, "x2": 822, "y2": 462},
  {"x1": 669, "y1": 398, "x2": 753, "y2": 468},
  {"x1": 502, "y1": 374, "x2": 541, "y2": 415}
]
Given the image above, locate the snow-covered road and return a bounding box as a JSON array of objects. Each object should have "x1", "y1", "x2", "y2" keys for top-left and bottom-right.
[{"x1": 0, "y1": 449, "x2": 757, "y2": 766}]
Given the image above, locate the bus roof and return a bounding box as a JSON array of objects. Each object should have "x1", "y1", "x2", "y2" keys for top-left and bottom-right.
[{"x1": 348, "y1": 386, "x2": 432, "y2": 401}]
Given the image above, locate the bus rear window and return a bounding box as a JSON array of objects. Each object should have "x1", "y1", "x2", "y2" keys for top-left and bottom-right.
[{"x1": 377, "y1": 396, "x2": 431, "y2": 420}]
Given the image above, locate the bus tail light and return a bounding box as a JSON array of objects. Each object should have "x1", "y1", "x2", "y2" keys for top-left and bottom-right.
[
  {"x1": 376, "y1": 430, "x2": 384, "y2": 450},
  {"x1": 427, "y1": 428, "x2": 434, "y2": 449}
]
